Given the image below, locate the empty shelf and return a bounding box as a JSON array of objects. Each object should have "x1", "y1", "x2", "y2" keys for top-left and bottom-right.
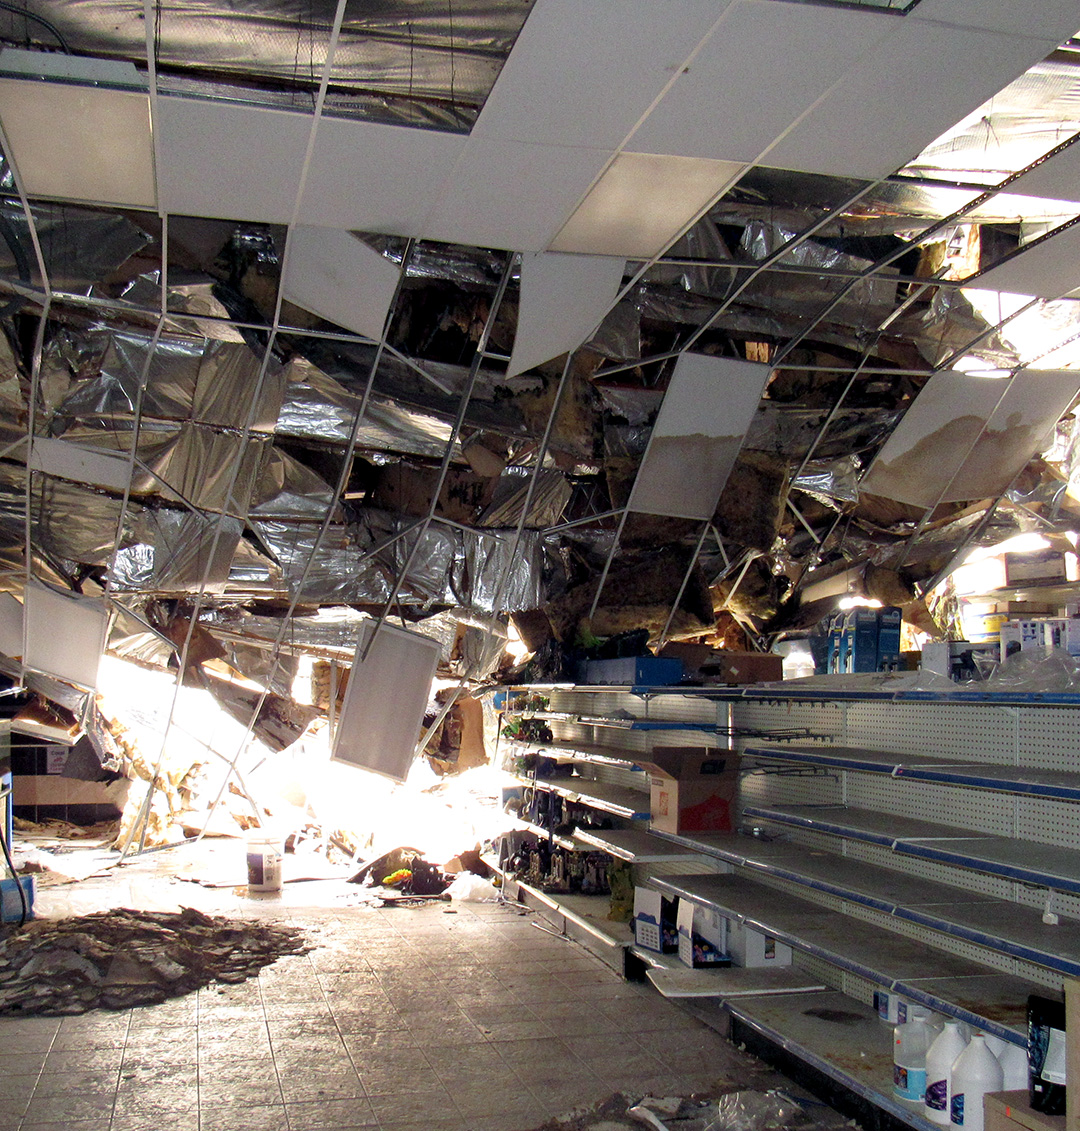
[
  {"x1": 746, "y1": 744, "x2": 1080, "y2": 802},
  {"x1": 745, "y1": 803, "x2": 1080, "y2": 896},
  {"x1": 651, "y1": 871, "x2": 1036, "y2": 1041},
  {"x1": 573, "y1": 827, "x2": 704, "y2": 863}
]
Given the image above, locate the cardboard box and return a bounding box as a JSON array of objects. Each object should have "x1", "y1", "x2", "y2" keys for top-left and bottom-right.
[
  {"x1": 727, "y1": 920, "x2": 792, "y2": 968},
  {"x1": 877, "y1": 606, "x2": 902, "y2": 670},
  {"x1": 984, "y1": 1092, "x2": 1066, "y2": 1131},
  {"x1": 1005, "y1": 550, "x2": 1067, "y2": 586},
  {"x1": 581, "y1": 656, "x2": 683, "y2": 686},
  {"x1": 658, "y1": 642, "x2": 713, "y2": 680},
  {"x1": 703, "y1": 652, "x2": 783, "y2": 686},
  {"x1": 638, "y1": 747, "x2": 740, "y2": 835},
  {"x1": 851, "y1": 608, "x2": 880, "y2": 673},
  {"x1": 1001, "y1": 620, "x2": 1046, "y2": 661}
]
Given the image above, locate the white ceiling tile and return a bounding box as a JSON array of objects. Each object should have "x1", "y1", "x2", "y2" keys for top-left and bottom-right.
[
  {"x1": 942, "y1": 368, "x2": 1080, "y2": 502},
  {"x1": 283, "y1": 227, "x2": 401, "y2": 341},
  {"x1": 474, "y1": 0, "x2": 731, "y2": 149},
  {"x1": 763, "y1": 19, "x2": 1063, "y2": 180},
  {"x1": 861, "y1": 369, "x2": 1005, "y2": 507},
  {"x1": 24, "y1": 580, "x2": 106, "y2": 689},
  {"x1": 1001, "y1": 141, "x2": 1080, "y2": 205},
  {"x1": 301, "y1": 117, "x2": 466, "y2": 234},
  {"x1": 0, "y1": 591, "x2": 21, "y2": 660},
  {"x1": 910, "y1": 0, "x2": 1080, "y2": 38},
  {"x1": 507, "y1": 253, "x2": 626, "y2": 377},
  {"x1": 156, "y1": 98, "x2": 311, "y2": 224},
  {"x1": 550, "y1": 152, "x2": 745, "y2": 259},
  {"x1": 629, "y1": 0, "x2": 896, "y2": 163},
  {"x1": 30, "y1": 438, "x2": 132, "y2": 492},
  {"x1": 423, "y1": 138, "x2": 612, "y2": 253},
  {"x1": 0, "y1": 79, "x2": 154, "y2": 208},
  {"x1": 974, "y1": 223, "x2": 1080, "y2": 299},
  {"x1": 629, "y1": 354, "x2": 769, "y2": 520}
]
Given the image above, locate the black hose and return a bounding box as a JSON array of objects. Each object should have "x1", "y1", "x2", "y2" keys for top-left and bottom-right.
[
  {"x1": 0, "y1": 801, "x2": 27, "y2": 927},
  {"x1": 0, "y1": 2, "x2": 70, "y2": 54}
]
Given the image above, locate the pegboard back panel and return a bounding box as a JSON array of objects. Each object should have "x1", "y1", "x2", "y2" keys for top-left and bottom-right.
[
  {"x1": 1017, "y1": 707, "x2": 1080, "y2": 770},
  {"x1": 740, "y1": 762, "x2": 842, "y2": 809},
  {"x1": 844, "y1": 774, "x2": 1017, "y2": 835},
  {"x1": 841, "y1": 701, "x2": 1018, "y2": 762},
  {"x1": 732, "y1": 700, "x2": 846, "y2": 746},
  {"x1": 1015, "y1": 795, "x2": 1080, "y2": 850}
]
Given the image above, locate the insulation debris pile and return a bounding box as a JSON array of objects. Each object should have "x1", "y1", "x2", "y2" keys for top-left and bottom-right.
[{"x1": 0, "y1": 908, "x2": 308, "y2": 1014}]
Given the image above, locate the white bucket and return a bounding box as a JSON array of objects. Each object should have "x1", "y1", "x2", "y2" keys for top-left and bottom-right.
[{"x1": 246, "y1": 836, "x2": 283, "y2": 893}]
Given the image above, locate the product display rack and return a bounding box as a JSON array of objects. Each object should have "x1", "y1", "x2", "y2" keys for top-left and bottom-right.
[{"x1": 492, "y1": 680, "x2": 1080, "y2": 1131}]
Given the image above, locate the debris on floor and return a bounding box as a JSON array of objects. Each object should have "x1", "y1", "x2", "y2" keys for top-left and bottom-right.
[
  {"x1": 0, "y1": 907, "x2": 308, "y2": 1014},
  {"x1": 529, "y1": 1089, "x2": 855, "y2": 1131}
]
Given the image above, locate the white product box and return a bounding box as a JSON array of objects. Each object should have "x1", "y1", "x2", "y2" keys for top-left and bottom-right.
[
  {"x1": 921, "y1": 641, "x2": 951, "y2": 677},
  {"x1": 633, "y1": 887, "x2": 664, "y2": 953},
  {"x1": 1000, "y1": 619, "x2": 1045, "y2": 661},
  {"x1": 676, "y1": 899, "x2": 728, "y2": 968},
  {"x1": 727, "y1": 920, "x2": 792, "y2": 968}
]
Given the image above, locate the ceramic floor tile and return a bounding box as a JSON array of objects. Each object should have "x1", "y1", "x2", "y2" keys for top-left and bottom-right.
[
  {"x1": 283, "y1": 1097, "x2": 377, "y2": 1127},
  {"x1": 31, "y1": 1068, "x2": 119, "y2": 1096},
  {"x1": 20, "y1": 1121, "x2": 111, "y2": 1131},
  {"x1": 22, "y1": 1092, "x2": 115, "y2": 1124},
  {"x1": 199, "y1": 1103, "x2": 290, "y2": 1131}
]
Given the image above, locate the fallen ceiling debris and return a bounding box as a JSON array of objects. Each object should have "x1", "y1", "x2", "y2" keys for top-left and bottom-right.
[{"x1": 0, "y1": 907, "x2": 308, "y2": 1014}]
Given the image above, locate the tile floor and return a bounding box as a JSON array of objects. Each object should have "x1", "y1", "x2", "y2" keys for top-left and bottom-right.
[{"x1": 0, "y1": 841, "x2": 781, "y2": 1131}]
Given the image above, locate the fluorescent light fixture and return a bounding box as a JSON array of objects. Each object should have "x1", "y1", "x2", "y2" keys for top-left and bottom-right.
[
  {"x1": 0, "y1": 49, "x2": 155, "y2": 209},
  {"x1": 550, "y1": 151, "x2": 744, "y2": 259},
  {"x1": 330, "y1": 620, "x2": 441, "y2": 782}
]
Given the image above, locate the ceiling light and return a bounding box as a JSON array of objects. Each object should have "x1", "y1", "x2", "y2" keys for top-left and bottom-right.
[
  {"x1": 549, "y1": 151, "x2": 744, "y2": 259},
  {"x1": 0, "y1": 48, "x2": 155, "y2": 209}
]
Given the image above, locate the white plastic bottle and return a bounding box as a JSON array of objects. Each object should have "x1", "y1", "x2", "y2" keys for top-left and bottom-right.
[
  {"x1": 996, "y1": 1041, "x2": 1028, "y2": 1091},
  {"x1": 925, "y1": 1020, "x2": 969, "y2": 1124},
  {"x1": 894, "y1": 1006, "x2": 935, "y2": 1102},
  {"x1": 950, "y1": 1033, "x2": 1004, "y2": 1131}
]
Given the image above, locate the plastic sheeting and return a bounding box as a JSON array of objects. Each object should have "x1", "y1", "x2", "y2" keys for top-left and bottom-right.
[
  {"x1": 0, "y1": 198, "x2": 152, "y2": 295},
  {"x1": 7, "y1": 1, "x2": 534, "y2": 128}
]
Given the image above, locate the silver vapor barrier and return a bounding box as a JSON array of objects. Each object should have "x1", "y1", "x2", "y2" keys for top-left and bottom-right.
[{"x1": 2, "y1": 0, "x2": 534, "y2": 128}]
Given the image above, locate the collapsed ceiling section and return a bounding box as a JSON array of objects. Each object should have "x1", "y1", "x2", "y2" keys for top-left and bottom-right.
[{"x1": 0, "y1": 0, "x2": 1075, "y2": 739}]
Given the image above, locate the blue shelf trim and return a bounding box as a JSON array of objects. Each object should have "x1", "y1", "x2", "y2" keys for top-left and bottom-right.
[
  {"x1": 896, "y1": 841, "x2": 1080, "y2": 897},
  {"x1": 744, "y1": 745, "x2": 1080, "y2": 803},
  {"x1": 742, "y1": 804, "x2": 901, "y2": 847}
]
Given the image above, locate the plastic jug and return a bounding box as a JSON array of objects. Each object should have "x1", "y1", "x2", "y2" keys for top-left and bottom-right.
[
  {"x1": 894, "y1": 1006, "x2": 935, "y2": 1102},
  {"x1": 925, "y1": 1020, "x2": 969, "y2": 1124},
  {"x1": 996, "y1": 1041, "x2": 1028, "y2": 1091},
  {"x1": 950, "y1": 1034, "x2": 1004, "y2": 1131}
]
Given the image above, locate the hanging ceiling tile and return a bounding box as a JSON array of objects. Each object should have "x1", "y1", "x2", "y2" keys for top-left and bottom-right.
[
  {"x1": 283, "y1": 227, "x2": 401, "y2": 342},
  {"x1": 24, "y1": 580, "x2": 107, "y2": 689},
  {"x1": 507, "y1": 252, "x2": 626, "y2": 377},
  {"x1": 628, "y1": 353, "x2": 770, "y2": 520},
  {"x1": 975, "y1": 222, "x2": 1080, "y2": 299}
]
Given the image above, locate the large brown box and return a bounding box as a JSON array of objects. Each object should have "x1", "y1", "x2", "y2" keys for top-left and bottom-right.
[
  {"x1": 984, "y1": 1092, "x2": 1067, "y2": 1131},
  {"x1": 637, "y1": 747, "x2": 740, "y2": 835},
  {"x1": 704, "y1": 652, "x2": 783, "y2": 685}
]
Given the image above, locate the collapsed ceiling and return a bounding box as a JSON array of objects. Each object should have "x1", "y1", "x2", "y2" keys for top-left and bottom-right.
[{"x1": 0, "y1": 0, "x2": 1077, "y2": 742}]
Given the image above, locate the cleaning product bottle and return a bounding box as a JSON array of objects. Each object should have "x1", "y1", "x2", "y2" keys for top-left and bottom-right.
[
  {"x1": 996, "y1": 1041, "x2": 1028, "y2": 1091},
  {"x1": 894, "y1": 1005, "x2": 935, "y2": 1102},
  {"x1": 950, "y1": 1033, "x2": 1004, "y2": 1131},
  {"x1": 925, "y1": 1020, "x2": 969, "y2": 1124}
]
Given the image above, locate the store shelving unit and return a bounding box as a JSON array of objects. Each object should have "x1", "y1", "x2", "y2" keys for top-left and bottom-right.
[{"x1": 491, "y1": 678, "x2": 1080, "y2": 1130}]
